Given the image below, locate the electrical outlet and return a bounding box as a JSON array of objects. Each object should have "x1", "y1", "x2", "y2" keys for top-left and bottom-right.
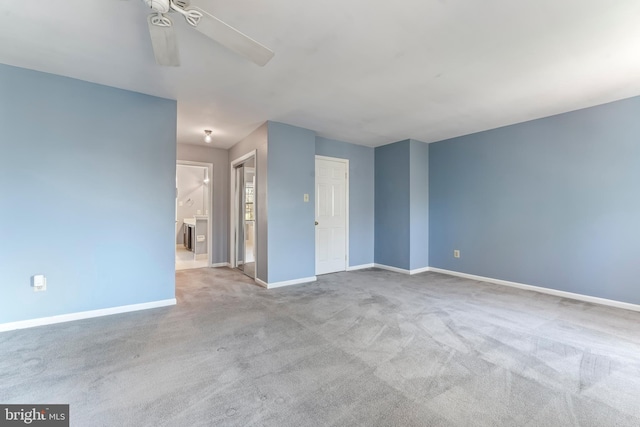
[
  {"x1": 32, "y1": 274, "x2": 47, "y2": 292},
  {"x1": 453, "y1": 250, "x2": 460, "y2": 258}
]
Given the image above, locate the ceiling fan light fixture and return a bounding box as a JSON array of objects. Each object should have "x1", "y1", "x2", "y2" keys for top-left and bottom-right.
[{"x1": 204, "y1": 129, "x2": 212, "y2": 143}]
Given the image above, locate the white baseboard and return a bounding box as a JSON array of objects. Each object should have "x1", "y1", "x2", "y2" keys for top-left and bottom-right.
[
  {"x1": 346, "y1": 263, "x2": 375, "y2": 271},
  {"x1": 256, "y1": 276, "x2": 317, "y2": 289},
  {"x1": 410, "y1": 266, "x2": 431, "y2": 275},
  {"x1": 374, "y1": 263, "x2": 431, "y2": 275},
  {"x1": 374, "y1": 263, "x2": 410, "y2": 274},
  {"x1": 0, "y1": 298, "x2": 177, "y2": 333},
  {"x1": 211, "y1": 262, "x2": 231, "y2": 268},
  {"x1": 429, "y1": 267, "x2": 640, "y2": 313}
]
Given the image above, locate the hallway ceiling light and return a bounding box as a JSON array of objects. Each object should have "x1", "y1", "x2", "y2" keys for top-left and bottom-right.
[{"x1": 204, "y1": 129, "x2": 212, "y2": 143}]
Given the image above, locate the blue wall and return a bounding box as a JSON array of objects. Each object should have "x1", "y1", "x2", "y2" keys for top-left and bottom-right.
[
  {"x1": 267, "y1": 122, "x2": 316, "y2": 282},
  {"x1": 316, "y1": 137, "x2": 375, "y2": 267},
  {"x1": 375, "y1": 140, "x2": 411, "y2": 269},
  {"x1": 409, "y1": 140, "x2": 429, "y2": 270},
  {"x1": 0, "y1": 64, "x2": 177, "y2": 324},
  {"x1": 429, "y1": 96, "x2": 640, "y2": 304}
]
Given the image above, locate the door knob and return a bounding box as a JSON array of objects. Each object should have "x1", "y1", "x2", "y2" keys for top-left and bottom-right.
[{"x1": 315, "y1": 221, "x2": 319, "y2": 225}]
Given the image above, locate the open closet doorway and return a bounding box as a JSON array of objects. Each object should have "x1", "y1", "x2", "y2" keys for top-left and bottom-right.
[
  {"x1": 230, "y1": 152, "x2": 256, "y2": 279},
  {"x1": 175, "y1": 161, "x2": 213, "y2": 271}
]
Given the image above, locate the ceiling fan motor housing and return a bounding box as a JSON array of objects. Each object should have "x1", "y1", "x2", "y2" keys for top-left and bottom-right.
[
  {"x1": 142, "y1": 0, "x2": 190, "y2": 13},
  {"x1": 142, "y1": 0, "x2": 170, "y2": 14}
]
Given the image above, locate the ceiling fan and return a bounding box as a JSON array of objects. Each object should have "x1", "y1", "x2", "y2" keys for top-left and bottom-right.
[{"x1": 141, "y1": 0, "x2": 274, "y2": 66}]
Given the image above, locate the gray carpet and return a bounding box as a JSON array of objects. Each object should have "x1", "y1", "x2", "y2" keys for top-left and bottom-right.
[{"x1": 1, "y1": 268, "x2": 640, "y2": 426}]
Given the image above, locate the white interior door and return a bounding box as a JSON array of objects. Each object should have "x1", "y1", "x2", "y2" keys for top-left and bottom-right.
[{"x1": 315, "y1": 157, "x2": 347, "y2": 275}]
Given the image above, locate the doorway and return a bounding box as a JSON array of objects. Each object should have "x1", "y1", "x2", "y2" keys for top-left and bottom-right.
[
  {"x1": 175, "y1": 161, "x2": 213, "y2": 271},
  {"x1": 315, "y1": 156, "x2": 349, "y2": 275},
  {"x1": 231, "y1": 152, "x2": 256, "y2": 279}
]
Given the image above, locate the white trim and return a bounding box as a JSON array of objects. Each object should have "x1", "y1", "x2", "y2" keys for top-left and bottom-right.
[
  {"x1": 315, "y1": 155, "x2": 350, "y2": 275},
  {"x1": 231, "y1": 150, "x2": 258, "y2": 167},
  {"x1": 346, "y1": 263, "x2": 375, "y2": 271},
  {"x1": 266, "y1": 276, "x2": 317, "y2": 289},
  {"x1": 429, "y1": 268, "x2": 640, "y2": 313},
  {"x1": 374, "y1": 263, "x2": 411, "y2": 274},
  {"x1": 230, "y1": 150, "x2": 258, "y2": 278},
  {"x1": 410, "y1": 266, "x2": 431, "y2": 275},
  {"x1": 176, "y1": 160, "x2": 214, "y2": 269},
  {"x1": 212, "y1": 262, "x2": 231, "y2": 268},
  {"x1": 254, "y1": 276, "x2": 317, "y2": 289},
  {"x1": 373, "y1": 263, "x2": 431, "y2": 275},
  {"x1": 0, "y1": 299, "x2": 177, "y2": 333}
]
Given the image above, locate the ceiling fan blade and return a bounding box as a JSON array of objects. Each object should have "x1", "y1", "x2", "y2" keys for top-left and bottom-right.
[
  {"x1": 147, "y1": 15, "x2": 180, "y2": 66},
  {"x1": 187, "y1": 6, "x2": 274, "y2": 66}
]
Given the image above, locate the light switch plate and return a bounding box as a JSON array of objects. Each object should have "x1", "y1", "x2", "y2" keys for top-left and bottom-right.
[{"x1": 303, "y1": 194, "x2": 309, "y2": 202}]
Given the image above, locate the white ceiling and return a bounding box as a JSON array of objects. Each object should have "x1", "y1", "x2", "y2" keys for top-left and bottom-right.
[{"x1": 2, "y1": 1, "x2": 640, "y2": 148}]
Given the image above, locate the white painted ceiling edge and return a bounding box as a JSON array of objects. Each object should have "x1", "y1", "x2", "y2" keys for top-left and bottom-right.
[{"x1": 1, "y1": 0, "x2": 639, "y2": 148}]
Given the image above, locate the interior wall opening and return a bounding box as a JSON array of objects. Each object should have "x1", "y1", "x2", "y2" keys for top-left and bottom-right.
[{"x1": 175, "y1": 161, "x2": 213, "y2": 271}]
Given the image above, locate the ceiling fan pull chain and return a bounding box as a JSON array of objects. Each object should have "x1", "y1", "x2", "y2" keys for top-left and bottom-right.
[{"x1": 169, "y1": 1, "x2": 203, "y2": 27}]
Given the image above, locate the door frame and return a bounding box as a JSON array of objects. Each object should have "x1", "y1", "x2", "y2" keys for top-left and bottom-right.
[
  {"x1": 176, "y1": 160, "x2": 214, "y2": 268},
  {"x1": 315, "y1": 155, "x2": 350, "y2": 273},
  {"x1": 229, "y1": 150, "x2": 258, "y2": 277}
]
